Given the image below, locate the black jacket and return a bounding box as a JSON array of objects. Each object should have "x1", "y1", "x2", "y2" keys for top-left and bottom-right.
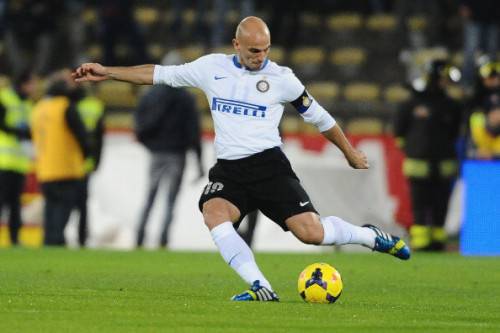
[
  {"x1": 394, "y1": 89, "x2": 462, "y2": 160},
  {"x1": 134, "y1": 85, "x2": 201, "y2": 156}
]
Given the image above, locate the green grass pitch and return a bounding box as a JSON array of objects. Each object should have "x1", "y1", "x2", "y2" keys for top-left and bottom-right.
[{"x1": 1, "y1": 248, "x2": 499, "y2": 332}]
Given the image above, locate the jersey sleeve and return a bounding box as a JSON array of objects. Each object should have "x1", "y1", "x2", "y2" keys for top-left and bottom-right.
[
  {"x1": 280, "y1": 70, "x2": 306, "y2": 103},
  {"x1": 153, "y1": 55, "x2": 210, "y2": 89},
  {"x1": 283, "y1": 70, "x2": 336, "y2": 132}
]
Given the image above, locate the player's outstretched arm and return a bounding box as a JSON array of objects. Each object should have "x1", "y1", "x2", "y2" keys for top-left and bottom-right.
[
  {"x1": 72, "y1": 63, "x2": 155, "y2": 85},
  {"x1": 321, "y1": 124, "x2": 369, "y2": 169}
]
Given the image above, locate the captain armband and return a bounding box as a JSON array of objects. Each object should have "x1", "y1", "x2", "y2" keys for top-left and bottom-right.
[
  {"x1": 291, "y1": 89, "x2": 336, "y2": 132},
  {"x1": 291, "y1": 89, "x2": 314, "y2": 114}
]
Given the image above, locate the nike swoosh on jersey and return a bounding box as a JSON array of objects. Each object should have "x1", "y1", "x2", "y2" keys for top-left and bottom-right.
[
  {"x1": 299, "y1": 201, "x2": 309, "y2": 207},
  {"x1": 214, "y1": 76, "x2": 227, "y2": 80}
]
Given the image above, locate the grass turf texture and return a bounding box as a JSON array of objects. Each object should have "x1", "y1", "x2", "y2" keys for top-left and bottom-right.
[{"x1": 0, "y1": 249, "x2": 499, "y2": 332}]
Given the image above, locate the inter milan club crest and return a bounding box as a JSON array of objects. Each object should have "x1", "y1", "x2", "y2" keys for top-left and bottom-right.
[
  {"x1": 302, "y1": 95, "x2": 312, "y2": 107},
  {"x1": 256, "y1": 79, "x2": 270, "y2": 93}
]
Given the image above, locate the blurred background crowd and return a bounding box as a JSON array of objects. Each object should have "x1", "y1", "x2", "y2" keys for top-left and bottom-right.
[{"x1": 0, "y1": 0, "x2": 499, "y2": 252}]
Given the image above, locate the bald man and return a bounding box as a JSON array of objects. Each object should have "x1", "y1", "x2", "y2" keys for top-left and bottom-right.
[{"x1": 73, "y1": 16, "x2": 410, "y2": 302}]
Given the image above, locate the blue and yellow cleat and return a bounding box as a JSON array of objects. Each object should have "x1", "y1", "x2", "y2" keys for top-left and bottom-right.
[
  {"x1": 363, "y1": 224, "x2": 411, "y2": 260},
  {"x1": 231, "y1": 280, "x2": 280, "y2": 302}
]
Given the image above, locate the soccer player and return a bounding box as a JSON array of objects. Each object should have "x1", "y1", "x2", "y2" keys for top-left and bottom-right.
[{"x1": 73, "y1": 16, "x2": 410, "y2": 302}]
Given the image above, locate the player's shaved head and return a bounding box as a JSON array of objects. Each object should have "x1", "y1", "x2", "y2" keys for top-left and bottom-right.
[
  {"x1": 233, "y1": 16, "x2": 271, "y2": 71},
  {"x1": 235, "y1": 16, "x2": 270, "y2": 42}
]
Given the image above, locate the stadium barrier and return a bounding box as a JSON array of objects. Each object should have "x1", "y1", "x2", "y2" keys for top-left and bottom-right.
[{"x1": 460, "y1": 160, "x2": 500, "y2": 256}]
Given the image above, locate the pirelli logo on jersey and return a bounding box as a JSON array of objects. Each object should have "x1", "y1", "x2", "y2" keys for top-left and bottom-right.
[{"x1": 211, "y1": 97, "x2": 267, "y2": 118}]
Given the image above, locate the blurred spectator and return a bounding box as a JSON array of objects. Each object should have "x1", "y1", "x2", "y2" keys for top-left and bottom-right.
[
  {"x1": 97, "y1": 0, "x2": 148, "y2": 65},
  {"x1": 134, "y1": 52, "x2": 204, "y2": 248},
  {"x1": 394, "y1": 60, "x2": 463, "y2": 252},
  {"x1": 3, "y1": 0, "x2": 63, "y2": 76},
  {"x1": 75, "y1": 85, "x2": 105, "y2": 247},
  {"x1": 31, "y1": 69, "x2": 89, "y2": 246},
  {"x1": 463, "y1": 61, "x2": 500, "y2": 156},
  {"x1": 469, "y1": 60, "x2": 500, "y2": 110},
  {"x1": 460, "y1": 0, "x2": 500, "y2": 89},
  {"x1": 0, "y1": 70, "x2": 37, "y2": 245},
  {"x1": 469, "y1": 92, "x2": 500, "y2": 159}
]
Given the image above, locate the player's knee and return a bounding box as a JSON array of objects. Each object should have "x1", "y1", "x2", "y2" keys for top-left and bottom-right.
[
  {"x1": 202, "y1": 198, "x2": 240, "y2": 229},
  {"x1": 296, "y1": 227, "x2": 323, "y2": 245},
  {"x1": 286, "y1": 213, "x2": 323, "y2": 245},
  {"x1": 202, "y1": 201, "x2": 225, "y2": 228}
]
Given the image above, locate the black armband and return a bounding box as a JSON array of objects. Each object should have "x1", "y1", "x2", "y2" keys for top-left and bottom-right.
[{"x1": 290, "y1": 89, "x2": 313, "y2": 114}]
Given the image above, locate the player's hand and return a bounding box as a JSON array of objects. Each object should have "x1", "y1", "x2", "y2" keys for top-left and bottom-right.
[
  {"x1": 346, "y1": 149, "x2": 369, "y2": 169},
  {"x1": 72, "y1": 63, "x2": 109, "y2": 82}
]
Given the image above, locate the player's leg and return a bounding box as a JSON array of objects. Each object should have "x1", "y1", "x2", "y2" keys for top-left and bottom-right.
[
  {"x1": 203, "y1": 198, "x2": 271, "y2": 286},
  {"x1": 199, "y1": 157, "x2": 279, "y2": 300},
  {"x1": 199, "y1": 150, "x2": 295, "y2": 301},
  {"x1": 284, "y1": 212, "x2": 376, "y2": 248},
  {"x1": 256, "y1": 173, "x2": 377, "y2": 247},
  {"x1": 258, "y1": 175, "x2": 410, "y2": 260},
  {"x1": 284, "y1": 212, "x2": 376, "y2": 247},
  {"x1": 285, "y1": 212, "x2": 409, "y2": 259}
]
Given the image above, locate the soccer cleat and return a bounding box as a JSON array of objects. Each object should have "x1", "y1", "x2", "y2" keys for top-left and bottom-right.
[
  {"x1": 363, "y1": 224, "x2": 411, "y2": 260},
  {"x1": 231, "y1": 280, "x2": 280, "y2": 302}
]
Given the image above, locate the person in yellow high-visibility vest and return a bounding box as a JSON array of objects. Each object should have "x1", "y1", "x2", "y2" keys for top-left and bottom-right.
[
  {"x1": 31, "y1": 70, "x2": 90, "y2": 246},
  {"x1": 75, "y1": 88, "x2": 105, "y2": 247},
  {"x1": 0, "y1": 71, "x2": 37, "y2": 245},
  {"x1": 470, "y1": 95, "x2": 500, "y2": 158}
]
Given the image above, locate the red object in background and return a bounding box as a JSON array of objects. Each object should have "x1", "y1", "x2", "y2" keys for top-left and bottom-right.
[
  {"x1": 286, "y1": 133, "x2": 413, "y2": 229},
  {"x1": 23, "y1": 173, "x2": 40, "y2": 194},
  {"x1": 350, "y1": 135, "x2": 413, "y2": 228}
]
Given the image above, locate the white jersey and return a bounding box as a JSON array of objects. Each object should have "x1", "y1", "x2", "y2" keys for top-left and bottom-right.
[{"x1": 153, "y1": 54, "x2": 335, "y2": 160}]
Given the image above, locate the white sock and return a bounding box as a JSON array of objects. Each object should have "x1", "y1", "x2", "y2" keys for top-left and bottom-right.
[
  {"x1": 320, "y1": 216, "x2": 376, "y2": 248},
  {"x1": 210, "y1": 222, "x2": 272, "y2": 290}
]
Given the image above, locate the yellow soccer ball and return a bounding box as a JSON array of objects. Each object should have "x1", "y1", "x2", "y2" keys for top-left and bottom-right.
[{"x1": 298, "y1": 262, "x2": 343, "y2": 304}]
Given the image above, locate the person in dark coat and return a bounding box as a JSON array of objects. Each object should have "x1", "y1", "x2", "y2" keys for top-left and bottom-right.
[
  {"x1": 394, "y1": 60, "x2": 463, "y2": 251},
  {"x1": 134, "y1": 53, "x2": 204, "y2": 248}
]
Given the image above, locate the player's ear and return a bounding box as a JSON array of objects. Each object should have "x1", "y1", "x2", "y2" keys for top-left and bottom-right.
[{"x1": 232, "y1": 38, "x2": 240, "y2": 51}]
